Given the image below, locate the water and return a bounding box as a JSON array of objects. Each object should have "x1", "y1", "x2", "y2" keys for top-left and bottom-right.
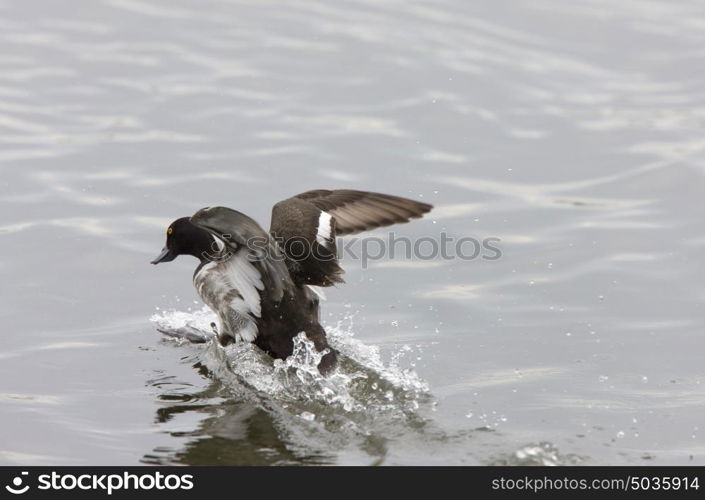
[{"x1": 1, "y1": 0, "x2": 704, "y2": 465}]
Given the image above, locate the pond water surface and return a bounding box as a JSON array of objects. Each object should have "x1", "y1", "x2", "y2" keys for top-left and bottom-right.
[{"x1": 1, "y1": 0, "x2": 704, "y2": 465}]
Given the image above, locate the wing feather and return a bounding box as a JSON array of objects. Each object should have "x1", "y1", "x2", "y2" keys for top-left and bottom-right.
[
  {"x1": 294, "y1": 189, "x2": 433, "y2": 235},
  {"x1": 270, "y1": 189, "x2": 433, "y2": 286}
]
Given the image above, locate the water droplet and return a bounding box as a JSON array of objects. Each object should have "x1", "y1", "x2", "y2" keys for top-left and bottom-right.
[
  {"x1": 616, "y1": 431, "x2": 625, "y2": 439},
  {"x1": 300, "y1": 411, "x2": 315, "y2": 421}
]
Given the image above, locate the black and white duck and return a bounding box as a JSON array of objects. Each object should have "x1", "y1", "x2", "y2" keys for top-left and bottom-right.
[{"x1": 152, "y1": 189, "x2": 432, "y2": 373}]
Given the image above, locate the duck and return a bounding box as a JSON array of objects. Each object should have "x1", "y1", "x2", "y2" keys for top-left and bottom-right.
[{"x1": 151, "y1": 189, "x2": 432, "y2": 373}]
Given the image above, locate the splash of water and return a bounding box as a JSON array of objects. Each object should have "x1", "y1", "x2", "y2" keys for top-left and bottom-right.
[
  {"x1": 150, "y1": 307, "x2": 431, "y2": 424},
  {"x1": 149, "y1": 307, "x2": 580, "y2": 464},
  {"x1": 489, "y1": 441, "x2": 582, "y2": 466}
]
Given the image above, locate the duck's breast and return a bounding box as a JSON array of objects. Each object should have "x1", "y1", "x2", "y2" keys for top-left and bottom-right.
[{"x1": 193, "y1": 249, "x2": 265, "y2": 342}]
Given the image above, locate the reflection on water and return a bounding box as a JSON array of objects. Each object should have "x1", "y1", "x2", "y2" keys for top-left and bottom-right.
[
  {"x1": 143, "y1": 369, "x2": 334, "y2": 466},
  {"x1": 0, "y1": 0, "x2": 704, "y2": 465}
]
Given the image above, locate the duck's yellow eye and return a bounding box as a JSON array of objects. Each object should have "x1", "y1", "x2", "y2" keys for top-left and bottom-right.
[{"x1": 167, "y1": 227, "x2": 173, "y2": 235}]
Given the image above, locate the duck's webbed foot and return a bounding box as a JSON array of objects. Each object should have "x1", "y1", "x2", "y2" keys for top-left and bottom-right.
[
  {"x1": 157, "y1": 326, "x2": 210, "y2": 344},
  {"x1": 305, "y1": 323, "x2": 338, "y2": 375},
  {"x1": 317, "y1": 349, "x2": 338, "y2": 375}
]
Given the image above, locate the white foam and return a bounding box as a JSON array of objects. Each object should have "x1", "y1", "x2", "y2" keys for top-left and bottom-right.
[{"x1": 150, "y1": 305, "x2": 216, "y2": 336}]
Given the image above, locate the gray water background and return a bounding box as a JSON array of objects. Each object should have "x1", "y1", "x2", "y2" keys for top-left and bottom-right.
[{"x1": 0, "y1": 0, "x2": 704, "y2": 465}]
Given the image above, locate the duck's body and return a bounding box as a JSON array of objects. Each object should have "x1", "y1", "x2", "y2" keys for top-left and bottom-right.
[
  {"x1": 152, "y1": 189, "x2": 432, "y2": 373},
  {"x1": 192, "y1": 245, "x2": 332, "y2": 370}
]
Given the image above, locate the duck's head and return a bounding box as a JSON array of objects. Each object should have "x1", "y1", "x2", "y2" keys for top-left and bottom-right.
[{"x1": 151, "y1": 217, "x2": 216, "y2": 264}]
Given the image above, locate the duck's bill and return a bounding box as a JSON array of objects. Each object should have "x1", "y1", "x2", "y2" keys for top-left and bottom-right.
[{"x1": 151, "y1": 246, "x2": 176, "y2": 264}]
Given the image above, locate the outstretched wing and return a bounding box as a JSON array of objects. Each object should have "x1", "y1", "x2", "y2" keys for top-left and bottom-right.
[
  {"x1": 190, "y1": 206, "x2": 294, "y2": 302},
  {"x1": 292, "y1": 189, "x2": 433, "y2": 235},
  {"x1": 270, "y1": 189, "x2": 433, "y2": 286}
]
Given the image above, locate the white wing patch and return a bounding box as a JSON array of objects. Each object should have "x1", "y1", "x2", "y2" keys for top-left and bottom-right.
[
  {"x1": 212, "y1": 234, "x2": 226, "y2": 252},
  {"x1": 307, "y1": 285, "x2": 327, "y2": 301},
  {"x1": 194, "y1": 249, "x2": 264, "y2": 343},
  {"x1": 316, "y1": 211, "x2": 332, "y2": 247}
]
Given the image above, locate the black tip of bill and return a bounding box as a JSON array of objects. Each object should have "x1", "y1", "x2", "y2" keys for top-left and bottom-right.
[{"x1": 151, "y1": 246, "x2": 175, "y2": 265}]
